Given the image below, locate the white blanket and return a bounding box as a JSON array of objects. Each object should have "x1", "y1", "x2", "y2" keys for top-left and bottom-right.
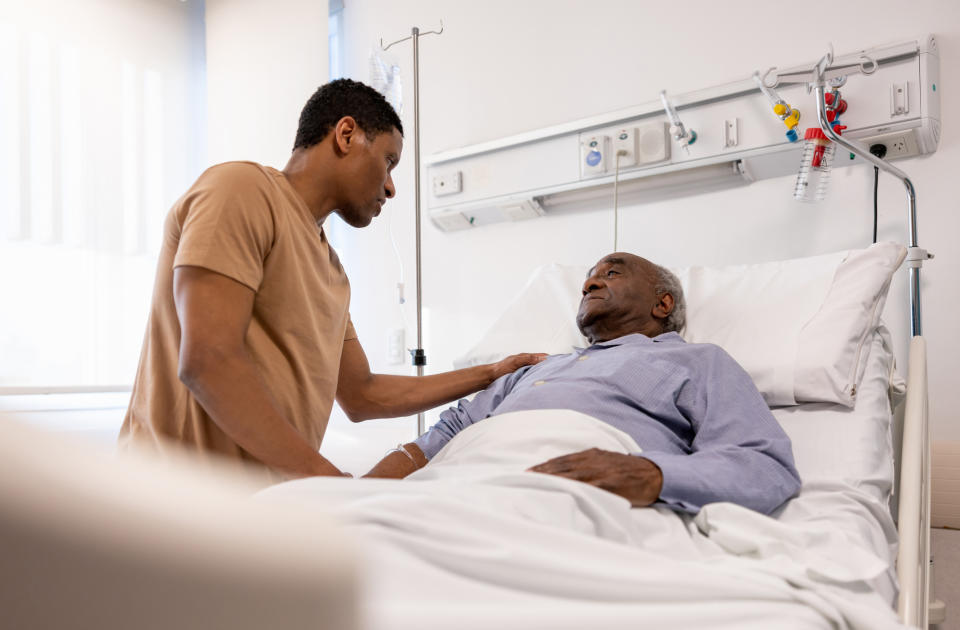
[{"x1": 261, "y1": 410, "x2": 905, "y2": 630}]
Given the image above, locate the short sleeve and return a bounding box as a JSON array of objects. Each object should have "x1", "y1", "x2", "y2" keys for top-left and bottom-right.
[
  {"x1": 173, "y1": 163, "x2": 276, "y2": 292},
  {"x1": 344, "y1": 315, "x2": 358, "y2": 341}
]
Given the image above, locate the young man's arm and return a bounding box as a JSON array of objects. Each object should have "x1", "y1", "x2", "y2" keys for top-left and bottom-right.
[
  {"x1": 335, "y1": 338, "x2": 544, "y2": 421},
  {"x1": 360, "y1": 363, "x2": 535, "y2": 479},
  {"x1": 174, "y1": 265, "x2": 347, "y2": 479}
]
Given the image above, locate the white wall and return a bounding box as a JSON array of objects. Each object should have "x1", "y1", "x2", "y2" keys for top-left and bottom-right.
[
  {"x1": 205, "y1": 0, "x2": 329, "y2": 167},
  {"x1": 332, "y1": 0, "x2": 960, "y2": 458}
]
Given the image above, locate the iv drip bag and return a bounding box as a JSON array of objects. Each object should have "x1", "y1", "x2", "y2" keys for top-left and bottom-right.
[{"x1": 369, "y1": 47, "x2": 403, "y2": 115}]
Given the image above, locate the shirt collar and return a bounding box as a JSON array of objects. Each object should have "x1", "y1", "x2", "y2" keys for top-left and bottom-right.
[{"x1": 575, "y1": 331, "x2": 685, "y2": 352}]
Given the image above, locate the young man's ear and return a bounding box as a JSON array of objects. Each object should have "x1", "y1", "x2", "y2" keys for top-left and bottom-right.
[
  {"x1": 652, "y1": 292, "x2": 675, "y2": 321},
  {"x1": 333, "y1": 116, "x2": 358, "y2": 155}
]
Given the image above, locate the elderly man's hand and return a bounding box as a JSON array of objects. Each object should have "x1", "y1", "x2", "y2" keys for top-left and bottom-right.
[
  {"x1": 489, "y1": 353, "x2": 548, "y2": 380},
  {"x1": 527, "y1": 448, "x2": 663, "y2": 507}
]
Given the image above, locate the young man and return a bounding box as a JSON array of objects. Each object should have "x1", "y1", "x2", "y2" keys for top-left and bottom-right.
[{"x1": 119, "y1": 79, "x2": 542, "y2": 480}]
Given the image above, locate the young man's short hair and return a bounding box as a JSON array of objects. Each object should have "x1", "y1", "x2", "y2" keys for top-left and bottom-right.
[{"x1": 293, "y1": 78, "x2": 403, "y2": 150}]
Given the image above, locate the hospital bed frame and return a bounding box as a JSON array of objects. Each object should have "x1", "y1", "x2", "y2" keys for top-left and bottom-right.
[
  {"x1": 806, "y1": 54, "x2": 933, "y2": 629},
  {"x1": 897, "y1": 338, "x2": 930, "y2": 628}
]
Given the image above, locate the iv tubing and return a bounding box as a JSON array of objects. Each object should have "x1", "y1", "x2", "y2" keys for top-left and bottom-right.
[{"x1": 613, "y1": 151, "x2": 621, "y2": 251}]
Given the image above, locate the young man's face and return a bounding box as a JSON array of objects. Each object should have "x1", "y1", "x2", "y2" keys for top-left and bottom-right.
[{"x1": 337, "y1": 126, "x2": 403, "y2": 228}]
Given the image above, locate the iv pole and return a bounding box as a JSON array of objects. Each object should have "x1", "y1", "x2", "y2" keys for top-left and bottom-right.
[{"x1": 381, "y1": 22, "x2": 443, "y2": 436}]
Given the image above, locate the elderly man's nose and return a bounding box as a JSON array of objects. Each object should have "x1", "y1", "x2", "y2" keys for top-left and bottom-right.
[{"x1": 582, "y1": 277, "x2": 604, "y2": 294}]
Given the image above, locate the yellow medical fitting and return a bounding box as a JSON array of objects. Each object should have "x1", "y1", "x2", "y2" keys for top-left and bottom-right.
[
  {"x1": 782, "y1": 108, "x2": 800, "y2": 128},
  {"x1": 754, "y1": 70, "x2": 802, "y2": 143}
]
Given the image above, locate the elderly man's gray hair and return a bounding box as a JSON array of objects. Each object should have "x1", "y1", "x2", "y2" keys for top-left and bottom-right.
[{"x1": 652, "y1": 265, "x2": 686, "y2": 334}]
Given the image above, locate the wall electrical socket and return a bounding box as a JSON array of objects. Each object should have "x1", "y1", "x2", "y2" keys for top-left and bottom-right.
[
  {"x1": 387, "y1": 328, "x2": 405, "y2": 365},
  {"x1": 432, "y1": 170, "x2": 462, "y2": 197},
  {"x1": 862, "y1": 130, "x2": 920, "y2": 159}
]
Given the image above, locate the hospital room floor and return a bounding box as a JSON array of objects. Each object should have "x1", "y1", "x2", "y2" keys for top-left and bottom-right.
[{"x1": 932, "y1": 528, "x2": 959, "y2": 630}]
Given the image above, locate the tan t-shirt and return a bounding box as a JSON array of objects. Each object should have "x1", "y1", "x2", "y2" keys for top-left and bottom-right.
[{"x1": 118, "y1": 161, "x2": 357, "y2": 472}]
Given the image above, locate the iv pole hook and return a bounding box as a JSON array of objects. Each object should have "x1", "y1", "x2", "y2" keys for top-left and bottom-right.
[{"x1": 381, "y1": 20, "x2": 444, "y2": 51}]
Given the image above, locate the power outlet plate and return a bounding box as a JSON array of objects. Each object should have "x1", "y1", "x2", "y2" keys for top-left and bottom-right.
[
  {"x1": 432, "y1": 171, "x2": 462, "y2": 197},
  {"x1": 861, "y1": 130, "x2": 919, "y2": 160},
  {"x1": 387, "y1": 328, "x2": 405, "y2": 365}
]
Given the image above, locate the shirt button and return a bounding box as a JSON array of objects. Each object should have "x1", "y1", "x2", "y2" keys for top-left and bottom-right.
[
  {"x1": 534, "y1": 380, "x2": 547, "y2": 386},
  {"x1": 578, "y1": 355, "x2": 589, "y2": 361}
]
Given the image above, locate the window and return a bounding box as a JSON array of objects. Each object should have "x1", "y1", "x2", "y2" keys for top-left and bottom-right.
[
  {"x1": 325, "y1": 0, "x2": 350, "y2": 256},
  {"x1": 329, "y1": 0, "x2": 345, "y2": 80},
  {"x1": 0, "y1": 2, "x2": 203, "y2": 390}
]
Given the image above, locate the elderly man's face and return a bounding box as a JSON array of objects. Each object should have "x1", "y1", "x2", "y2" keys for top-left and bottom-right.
[{"x1": 576, "y1": 253, "x2": 663, "y2": 343}]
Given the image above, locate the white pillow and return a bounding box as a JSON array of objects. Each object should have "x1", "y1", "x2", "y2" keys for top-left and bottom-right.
[
  {"x1": 454, "y1": 242, "x2": 906, "y2": 407},
  {"x1": 453, "y1": 262, "x2": 588, "y2": 369},
  {"x1": 774, "y1": 325, "x2": 905, "y2": 502}
]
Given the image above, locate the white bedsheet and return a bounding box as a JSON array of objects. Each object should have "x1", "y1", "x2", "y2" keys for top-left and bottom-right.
[{"x1": 262, "y1": 410, "x2": 905, "y2": 630}]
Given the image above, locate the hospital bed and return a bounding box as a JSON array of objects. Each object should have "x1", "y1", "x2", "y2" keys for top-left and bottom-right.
[{"x1": 0, "y1": 242, "x2": 929, "y2": 629}]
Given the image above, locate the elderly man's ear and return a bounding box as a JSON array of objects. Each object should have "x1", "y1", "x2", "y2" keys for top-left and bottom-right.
[{"x1": 652, "y1": 292, "x2": 675, "y2": 322}]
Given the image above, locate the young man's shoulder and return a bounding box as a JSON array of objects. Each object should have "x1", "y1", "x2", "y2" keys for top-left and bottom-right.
[{"x1": 197, "y1": 161, "x2": 278, "y2": 189}]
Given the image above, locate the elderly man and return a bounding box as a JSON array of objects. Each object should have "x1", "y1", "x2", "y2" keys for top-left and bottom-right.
[{"x1": 364, "y1": 252, "x2": 802, "y2": 515}]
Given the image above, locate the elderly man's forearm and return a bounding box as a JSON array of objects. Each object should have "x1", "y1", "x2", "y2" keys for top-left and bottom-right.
[
  {"x1": 363, "y1": 442, "x2": 427, "y2": 478},
  {"x1": 644, "y1": 448, "x2": 801, "y2": 514}
]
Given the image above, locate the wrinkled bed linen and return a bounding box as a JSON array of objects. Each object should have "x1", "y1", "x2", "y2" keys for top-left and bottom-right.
[{"x1": 260, "y1": 410, "x2": 904, "y2": 630}]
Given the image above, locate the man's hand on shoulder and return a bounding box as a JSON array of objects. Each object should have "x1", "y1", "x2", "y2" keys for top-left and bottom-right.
[
  {"x1": 488, "y1": 353, "x2": 548, "y2": 381},
  {"x1": 527, "y1": 448, "x2": 663, "y2": 507}
]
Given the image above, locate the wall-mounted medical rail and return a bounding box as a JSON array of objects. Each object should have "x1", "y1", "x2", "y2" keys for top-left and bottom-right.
[
  {"x1": 429, "y1": 39, "x2": 921, "y2": 165},
  {"x1": 426, "y1": 36, "x2": 940, "y2": 233}
]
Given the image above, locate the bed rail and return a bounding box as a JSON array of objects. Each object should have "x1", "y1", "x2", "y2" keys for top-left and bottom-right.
[{"x1": 896, "y1": 336, "x2": 930, "y2": 628}]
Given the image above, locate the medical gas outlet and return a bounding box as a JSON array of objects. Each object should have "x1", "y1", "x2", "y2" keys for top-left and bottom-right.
[
  {"x1": 580, "y1": 135, "x2": 610, "y2": 177},
  {"x1": 659, "y1": 90, "x2": 697, "y2": 152},
  {"x1": 753, "y1": 71, "x2": 802, "y2": 142}
]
